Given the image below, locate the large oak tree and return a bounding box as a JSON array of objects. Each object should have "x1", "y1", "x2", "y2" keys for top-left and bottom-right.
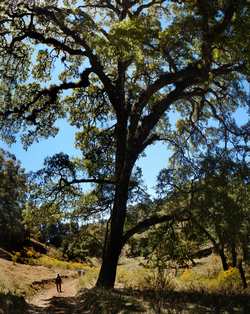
[{"x1": 0, "y1": 0, "x2": 249, "y2": 288}]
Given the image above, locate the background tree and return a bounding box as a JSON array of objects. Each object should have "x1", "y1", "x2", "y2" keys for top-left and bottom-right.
[
  {"x1": 0, "y1": 149, "x2": 27, "y2": 249},
  {"x1": 157, "y1": 125, "x2": 250, "y2": 287},
  {"x1": 61, "y1": 222, "x2": 106, "y2": 261},
  {"x1": 0, "y1": 0, "x2": 249, "y2": 288}
]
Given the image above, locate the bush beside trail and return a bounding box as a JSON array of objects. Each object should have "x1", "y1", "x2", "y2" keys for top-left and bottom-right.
[{"x1": 0, "y1": 293, "x2": 26, "y2": 314}]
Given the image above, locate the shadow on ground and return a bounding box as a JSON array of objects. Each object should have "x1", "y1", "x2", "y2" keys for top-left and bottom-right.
[
  {"x1": 120, "y1": 288, "x2": 250, "y2": 314},
  {"x1": 28, "y1": 289, "x2": 144, "y2": 314},
  {"x1": 1, "y1": 289, "x2": 250, "y2": 313},
  {"x1": 0, "y1": 293, "x2": 26, "y2": 314},
  {"x1": 27, "y1": 296, "x2": 77, "y2": 314}
]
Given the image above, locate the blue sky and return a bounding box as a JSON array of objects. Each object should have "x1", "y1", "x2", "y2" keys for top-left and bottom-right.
[{"x1": 0, "y1": 120, "x2": 171, "y2": 195}]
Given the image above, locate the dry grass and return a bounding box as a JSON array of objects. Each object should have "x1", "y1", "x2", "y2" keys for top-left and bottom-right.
[
  {"x1": 0, "y1": 253, "x2": 249, "y2": 313},
  {"x1": 176, "y1": 254, "x2": 250, "y2": 294},
  {"x1": 0, "y1": 257, "x2": 76, "y2": 297},
  {"x1": 78, "y1": 258, "x2": 151, "y2": 290},
  {"x1": 79, "y1": 267, "x2": 100, "y2": 289},
  {"x1": 33, "y1": 254, "x2": 88, "y2": 270},
  {"x1": 78, "y1": 254, "x2": 249, "y2": 295},
  {"x1": 116, "y1": 263, "x2": 151, "y2": 289}
]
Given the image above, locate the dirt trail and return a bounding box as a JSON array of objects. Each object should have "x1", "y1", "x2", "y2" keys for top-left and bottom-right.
[{"x1": 28, "y1": 278, "x2": 79, "y2": 308}]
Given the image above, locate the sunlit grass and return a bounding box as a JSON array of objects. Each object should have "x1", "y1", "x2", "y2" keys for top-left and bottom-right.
[
  {"x1": 177, "y1": 266, "x2": 243, "y2": 293},
  {"x1": 116, "y1": 264, "x2": 151, "y2": 289},
  {"x1": 79, "y1": 267, "x2": 100, "y2": 289},
  {"x1": 0, "y1": 269, "x2": 33, "y2": 296},
  {"x1": 78, "y1": 261, "x2": 157, "y2": 290},
  {"x1": 32, "y1": 255, "x2": 88, "y2": 270}
]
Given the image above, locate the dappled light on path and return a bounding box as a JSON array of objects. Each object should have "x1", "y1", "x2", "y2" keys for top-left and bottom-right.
[{"x1": 27, "y1": 278, "x2": 78, "y2": 313}]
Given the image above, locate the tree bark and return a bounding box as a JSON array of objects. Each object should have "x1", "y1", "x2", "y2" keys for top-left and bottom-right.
[
  {"x1": 96, "y1": 169, "x2": 131, "y2": 288},
  {"x1": 238, "y1": 258, "x2": 247, "y2": 289},
  {"x1": 231, "y1": 243, "x2": 237, "y2": 267},
  {"x1": 241, "y1": 239, "x2": 249, "y2": 261},
  {"x1": 219, "y1": 248, "x2": 229, "y2": 271}
]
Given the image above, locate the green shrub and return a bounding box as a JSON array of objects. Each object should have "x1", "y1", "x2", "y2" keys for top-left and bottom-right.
[
  {"x1": 11, "y1": 252, "x2": 21, "y2": 265},
  {"x1": 0, "y1": 293, "x2": 26, "y2": 314}
]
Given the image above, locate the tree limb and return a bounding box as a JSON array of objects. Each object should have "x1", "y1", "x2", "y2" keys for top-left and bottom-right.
[
  {"x1": 29, "y1": 5, "x2": 117, "y2": 108},
  {"x1": 1, "y1": 68, "x2": 92, "y2": 121},
  {"x1": 122, "y1": 210, "x2": 190, "y2": 246},
  {"x1": 61, "y1": 177, "x2": 115, "y2": 186}
]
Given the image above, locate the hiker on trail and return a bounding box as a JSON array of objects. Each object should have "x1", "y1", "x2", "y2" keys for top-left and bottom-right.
[{"x1": 55, "y1": 274, "x2": 62, "y2": 293}]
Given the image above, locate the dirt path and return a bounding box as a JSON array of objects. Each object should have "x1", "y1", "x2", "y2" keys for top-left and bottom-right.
[{"x1": 28, "y1": 278, "x2": 79, "y2": 308}]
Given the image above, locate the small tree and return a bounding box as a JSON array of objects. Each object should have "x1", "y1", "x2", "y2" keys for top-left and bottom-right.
[{"x1": 0, "y1": 149, "x2": 27, "y2": 249}]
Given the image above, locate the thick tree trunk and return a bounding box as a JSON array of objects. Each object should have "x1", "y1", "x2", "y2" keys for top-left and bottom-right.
[
  {"x1": 219, "y1": 248, "x2": 229, "y2": 271},
  {"x1": 95, "y1": 103, "x2": 132, "y2": 288},
  {"x1": 96, "y1": 170, "x2": 131, "y2": 288},
  {"x1": 231, "y1": 243, "x2": 237, "y2": 267},
  {"x1": 95, "y1": 230, "x2": 123, "y2": 288}
]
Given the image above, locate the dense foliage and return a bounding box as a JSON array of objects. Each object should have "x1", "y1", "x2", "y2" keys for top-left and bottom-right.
[{"x1": 0, "y1": 150, "x2": 27, "y2": 249}]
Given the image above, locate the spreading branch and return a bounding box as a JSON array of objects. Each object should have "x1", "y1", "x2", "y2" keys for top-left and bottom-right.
[
  {"x1": 122, "y1": 210, "x2": 190, "y2": 246},
  {"x1": 1, "y1": 68, "x2": 92, "y2": 122}
]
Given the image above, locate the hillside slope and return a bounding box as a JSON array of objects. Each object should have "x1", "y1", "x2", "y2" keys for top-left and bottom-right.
[{"x1": 0, "y1": 257, "x2": 76, "y2": 296}]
